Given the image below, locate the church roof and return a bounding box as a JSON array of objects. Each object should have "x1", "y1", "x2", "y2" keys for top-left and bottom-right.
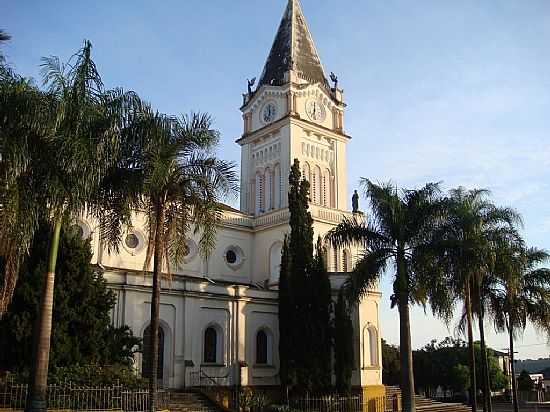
[{"x1": 258, "y1": 0, "x2": 328, "y2": 87}]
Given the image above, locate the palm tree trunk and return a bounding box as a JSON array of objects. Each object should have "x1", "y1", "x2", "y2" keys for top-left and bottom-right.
[
  {"x1": 509, "y1": 322, "x2": 519, "y2": 412},
  {"x1": 26, "y1": 218, "x2": 62, "y2": 412},
  {"x1": 398, "y1": 298, "x2": 416, "y2": 412},
  {"x1": 477, "y1": 301, "x2": 492, "y2": 412},
  {"x1": 148, "y1": 202, "x2": 165, "y2": 412},
  {"x1": 465, "y1": 282, "x2": 478, "y2": 412},
  {"x1": 397, "y1": 250, "x2": 415, "y2": 412}
]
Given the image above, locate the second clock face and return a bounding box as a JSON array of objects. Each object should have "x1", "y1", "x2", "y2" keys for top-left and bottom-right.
[
  {"x1": 306, "y1": 99, "x2": 326, "y2": 122},
  {"x1": 262, "y1": 102, "x2": 277, "y2": 124}
]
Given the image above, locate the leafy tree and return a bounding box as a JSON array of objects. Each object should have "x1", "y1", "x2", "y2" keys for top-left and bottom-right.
[
  {"x1": 381, "y1": 339, "x2": 400, "y2": 386},
  {"x1": 0, "y1": 223, "x2": 140, "y2": 374},
  {"x1": 450, "y1": 364, "x2": 470, "y2": 394},
  {"x1": 95, "y1": 108, "x2": 237, "y2": 411},
  {"x1": 334, "y1": 289, "x2": 354, "y2": 394},
  {"x1": 326, "y1": 180, "x2": 449, "y2": 412},
  {"x1": 517, "y1": 370, "x2": 534, "y2": 392},
  {"x1": 412, "y1": 338, "x2": 506, "y2": 399}
]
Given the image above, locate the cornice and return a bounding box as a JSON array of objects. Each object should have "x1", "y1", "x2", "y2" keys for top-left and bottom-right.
[{"x1": 236, "y1": 113, "x2": 351, "y2": 146}]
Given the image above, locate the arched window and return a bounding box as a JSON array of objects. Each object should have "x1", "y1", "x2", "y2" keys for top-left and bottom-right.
[
  {"x1": 322, "y1": 173, "x2": 327, "y2": 206},
  {"x1": 313, "y1": 166, "x2": 322, "y2": 204},
  {"x1": 343, "y1": 250, "x2": 351, "y2": 273},
  {"x1": 142, "y1": 326, "x2": 164, "y2": 380},
  {"x1": 323, "y1": 169, "x2": 331, "y2": 207},
  {"x1": 255, "y1": 328, "x2": 273, "y2": 365},
  {"x1": 255, "y1": 172, "x2": 264, "y2": 215},
  {"x1": 333, "y1": 246, "x2": 339, "y2": 272},
  {"x1": 256, "y1": 330, "x2": 268, "y2": 364},
  {"x1": 322, "y1": 246, "x2": 329, "y2": 271},
  {"x1": 204, "y1": 326, "x2": 218, "y2": 363},
  {"x1": 330, "y1": 176, "x2": 336, "y2": 208},
  {"x1": 279, "y1": 166, "x2": 284, "y2": 208},
  {"x1": 363, "y1": 326, "x2": 379, "y2": 367},
  {"x1": 265, "y1": 168, "x2": 273, "y2": 211},
  {"x1": 274, "y1": 164, "x2": 281, "y2": 209}
]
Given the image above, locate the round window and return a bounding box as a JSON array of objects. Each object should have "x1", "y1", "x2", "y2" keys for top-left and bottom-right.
[
  {"x1": 226, "y1": 250, "x2": 237, "y2": 264},
  {"x1": 125, "y1": 234, "x2": 140, "y2": 249},
  {"x1": 224, "y1": 246, "x2": 245, "y2": 270}
]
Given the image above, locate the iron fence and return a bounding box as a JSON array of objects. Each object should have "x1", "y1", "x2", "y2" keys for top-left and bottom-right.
[
  {"x1": 0, "y1": 374, "x2": 170, "y2": 411},
  {"x1": 290, "y1": 393, "x2": 386, "y2": 412}
]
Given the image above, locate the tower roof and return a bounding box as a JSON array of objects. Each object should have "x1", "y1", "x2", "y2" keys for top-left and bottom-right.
[{"x1": 258, "y1": 0, "x2": 328, "y2": 87}]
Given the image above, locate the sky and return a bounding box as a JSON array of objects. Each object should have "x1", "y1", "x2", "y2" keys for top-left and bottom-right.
[{"x1": 3, "y1": 0, "x2": 550, "y2": 359}]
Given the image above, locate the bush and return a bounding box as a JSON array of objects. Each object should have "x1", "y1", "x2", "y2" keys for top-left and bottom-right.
[{"x1": 49, "y1": 364, "x2": 146, "y2": 389}]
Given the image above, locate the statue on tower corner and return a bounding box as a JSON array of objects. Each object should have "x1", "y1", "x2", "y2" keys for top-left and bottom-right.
[
  {"x1": 352, "y1": 190, "x2": 360, "y2": 213},
  {"x1": 247, "y1": 77, "x2": 256, "y2": 95},
  {"x1": 330, "y1": 72, "x2": 339, "y2": 90}
]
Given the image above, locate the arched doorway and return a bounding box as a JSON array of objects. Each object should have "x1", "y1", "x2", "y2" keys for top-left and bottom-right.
[{"x1": 142, "y1": 326, "x2": 165, "y2": 383}]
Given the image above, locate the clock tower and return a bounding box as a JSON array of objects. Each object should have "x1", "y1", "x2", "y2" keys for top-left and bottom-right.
[{"x1": 237, "y1": 0, "x2": 349, "y2": 216}]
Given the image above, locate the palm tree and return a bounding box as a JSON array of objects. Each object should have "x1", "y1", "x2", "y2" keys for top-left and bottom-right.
[
  {"x1": 326, "y1": 180, "x2": 451, "y2": 412},
  {"x1": 0, "y1": 73, "x2": 50, "y2": 317},
  {"x1": 434, "y1": 188, "x2": 521, "y2": 412},
  {"x1": 0, "y1": 40, "x2": 137, "y2": 412},
  {"x1": 94, "y1": 108, "x2": 238, "y2": 412},
  {"x1": 486, "y1": 241, "x2": 550, "y2": 412}
]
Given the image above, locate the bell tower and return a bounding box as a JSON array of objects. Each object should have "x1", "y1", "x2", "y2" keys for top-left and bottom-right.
[{"x1": 237, "y1": 0, "x2": 350, "y2": 216}]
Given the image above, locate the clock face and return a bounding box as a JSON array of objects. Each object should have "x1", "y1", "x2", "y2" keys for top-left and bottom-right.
[
  {"x1": 262, "y1": 102, "x2": 277, "y2": 124},
  {"x1": 306, "y1": 99, "x2": 326, "y2": 122}
]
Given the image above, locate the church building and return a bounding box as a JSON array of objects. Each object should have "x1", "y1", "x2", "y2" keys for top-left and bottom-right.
[{"x1": 76, "y1": 0, "x2": 382, "y2": 393}]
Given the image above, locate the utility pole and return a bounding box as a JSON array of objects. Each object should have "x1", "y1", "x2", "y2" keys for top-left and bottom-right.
[{"x1": 501, "y1": 348, "x2": 519, "y2": 410}]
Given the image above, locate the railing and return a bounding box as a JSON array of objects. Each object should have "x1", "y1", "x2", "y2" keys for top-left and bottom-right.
[
  {"x1": 291, "y1": 393, "x2": 386, "y2": 412},
  {"x1": 190, "y1": 367, "x2": 238, "y2": 411},
  {"x1": 0, "y1": 374, "x2": 170, "y2": 411},
  {"x1": 189, "y1": 367, "x2": 231, "y2": 388},
  {"x1": 220, "y1": 204, "x2": 357, "y2": 230},
  {"x1": 518, "y1": 390, "x2": 550, "y2": 403}
]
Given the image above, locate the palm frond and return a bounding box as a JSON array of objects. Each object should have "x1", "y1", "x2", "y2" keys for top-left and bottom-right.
[
  {"x1": 325, "y1": 216, "x2": 390, "y2": 250},
  {"x1": 343, "y1": 247, "x2": 388, "y2": 301}
]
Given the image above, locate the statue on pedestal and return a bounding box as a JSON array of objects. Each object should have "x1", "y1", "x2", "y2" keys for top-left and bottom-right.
[{"x1": 352, "y1": 190, "x2": 359, "y2": 213}]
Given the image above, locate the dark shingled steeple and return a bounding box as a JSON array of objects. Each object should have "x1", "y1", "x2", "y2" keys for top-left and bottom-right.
[{"x1": 259, "y1": 0, "x2": 328, "y2": 87}]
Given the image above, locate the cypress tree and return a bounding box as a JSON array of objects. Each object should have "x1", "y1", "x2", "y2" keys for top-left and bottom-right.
[
  {"x1": 0, "y1": 223, "x2": 140, "y2": 374},
  {"x1": 310, "y1": 237, "x2": 333, "y2": 391},
  {"x1": 287, "y1": 159, "x2": 314, "y2": 391},
  {"x1": 335, "y1": 288, "x2": 354, "y2": 394},
  {"x1": 279, "y1": 159, "x2": 334, "y2": 393},
  {"x1": 278, "y1": 236, "x2": 293, "y2": 391}
]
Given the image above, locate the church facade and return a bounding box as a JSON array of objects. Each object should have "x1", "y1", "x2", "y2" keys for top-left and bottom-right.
[{"x1": 76, "y1": 0, "x2": 382, "y2": 391}]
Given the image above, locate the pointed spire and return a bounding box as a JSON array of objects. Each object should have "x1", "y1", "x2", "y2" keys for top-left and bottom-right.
[{"x1": 258, "y1": 0, "x2": 327, "y2": 87}]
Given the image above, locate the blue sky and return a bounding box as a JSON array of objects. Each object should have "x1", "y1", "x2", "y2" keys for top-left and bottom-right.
[{"x1": 3, "y1": 0, "x2": 550, "y2": 359}]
